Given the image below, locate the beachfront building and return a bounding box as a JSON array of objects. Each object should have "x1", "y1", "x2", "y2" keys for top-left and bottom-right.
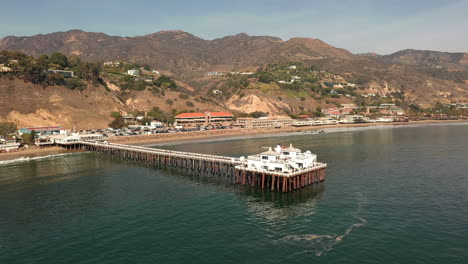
[
  {"x1": 235, "y1": 116, "x2": 293, "y2": 128},
  {"x1": 339, "y1": 115, "x2": 367, "y2": 124},
  {"x1": 18, "y1": 126, "x2": 63, "y2": 136},
  {"x1": 48, "y1": 135, "x2": 80, "y2": 144},
  {"x1": 174, "y1": 112, "x2": 234, "y2": 127},
  {"x1": 0, "y1": 138, "x2": 20, "y2": 152}
]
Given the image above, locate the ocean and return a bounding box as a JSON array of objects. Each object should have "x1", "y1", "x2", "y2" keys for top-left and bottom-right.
[{"x1": 1, "y1": 122, "x2": 467, "y2": 263}]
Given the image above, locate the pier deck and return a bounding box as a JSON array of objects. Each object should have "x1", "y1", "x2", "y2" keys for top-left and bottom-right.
[{"x1": 63, "y1": 141, "x2": 327, "y2": 192}]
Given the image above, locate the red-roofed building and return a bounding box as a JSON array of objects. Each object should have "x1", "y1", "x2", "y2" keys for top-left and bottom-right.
[{"x1": 174, "y1": 112, "x2": 233, "y2": 127}]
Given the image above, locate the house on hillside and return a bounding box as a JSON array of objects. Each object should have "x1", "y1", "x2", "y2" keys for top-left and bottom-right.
[
  {"x1": 0, "y1": 64, "x2": 12, "y2": 72},
  {"x1": 206, "y1": 72, "x2": 225, "y2": 76},
  {"x1": 103, "y1": 61, "x2": 120, "y2": 67},
  {"x1": 127, "y1": 69, "x2": 140, "y2": 76},
  {"x1": 47, "y1": 69, "x2": 74, "y2": 78}
]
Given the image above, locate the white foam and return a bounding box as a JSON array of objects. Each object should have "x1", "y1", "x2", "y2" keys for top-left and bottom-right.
[{"x1": 0, "y1": 153, "x2": 81, "y2": 166}]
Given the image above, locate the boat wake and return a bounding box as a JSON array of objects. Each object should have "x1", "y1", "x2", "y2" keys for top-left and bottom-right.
[{"x1": 282, "y1": 192, "x2": 368, "y2": 256}]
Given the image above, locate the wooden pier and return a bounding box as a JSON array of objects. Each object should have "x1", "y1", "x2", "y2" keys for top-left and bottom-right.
[{"x1": 62, "y1": 141, "x2": 327, "y2": 192}]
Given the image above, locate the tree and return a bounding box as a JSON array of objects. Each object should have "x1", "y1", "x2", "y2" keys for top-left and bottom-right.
[
  {"x1": 108, "y1": 117, "x2": 125, "y2": 129},
  {"x1": 134, "y1": 80, "x2": 147, "y2": 91},
  {"x1": 65, "y1": 78, "x2": 86, "y2": 90},
  {"x1": 0, "y1": 122, "x2": 17, "y2": 137},
  {"x1": 49, "y1": 52, "x2": 68, "y2": 68},
  {"x1": 30, "y1": 130, "x2": 36, "y2": 142},
  {"x1": 153, "y1": 75, "x2": 177, "y2": 89},
  {"x1": 21, "y1": 134, "x2": 33, "y2": 145}
]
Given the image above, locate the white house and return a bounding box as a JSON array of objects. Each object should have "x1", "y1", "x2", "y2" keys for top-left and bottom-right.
[
  {"x1": 127, "y1": 69, "x2": 140, "y2": 76},
  {"x1": 49, "y1": 135, "x2": 80, "y2": 144},
  {"x1": 0, "y1": 138, "x2": 20, "y2": 152},
  {"x1": 150, "y1": 121, "x2": 163, "y2": 128}
]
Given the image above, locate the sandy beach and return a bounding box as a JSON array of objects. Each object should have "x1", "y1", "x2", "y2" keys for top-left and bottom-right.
[
  {"x1": 107, "y1": 119, "x2": 467, "y2": 146},
  {"x1": 0, "y1": 119, "x2": 466, "y2": 162}
]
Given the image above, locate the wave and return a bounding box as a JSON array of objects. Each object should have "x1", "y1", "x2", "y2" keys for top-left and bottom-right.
[{"x1": 0, "y1": 153, "x2": 81, "y2": 166}]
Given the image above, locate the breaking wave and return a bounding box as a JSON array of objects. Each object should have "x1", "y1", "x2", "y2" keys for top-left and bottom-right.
[{"x1": 0, "y1": 153, "x2": 79, "y2": 166}]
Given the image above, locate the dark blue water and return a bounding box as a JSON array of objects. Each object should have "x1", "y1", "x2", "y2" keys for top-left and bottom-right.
[{"x1": 1, "y1": 123, "x2": 468, "y2": 263}]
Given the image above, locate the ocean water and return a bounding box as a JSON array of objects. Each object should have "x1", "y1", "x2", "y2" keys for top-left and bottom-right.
[{"x1": 1, "y1": 123, "x2": 468, "y2": 264}]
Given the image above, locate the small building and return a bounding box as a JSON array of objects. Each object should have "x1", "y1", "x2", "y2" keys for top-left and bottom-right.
[
  {"x1": 206, "y1": 72, "x2": 225, "y2": 76},
  {"x1": 122, "y1": 114, "x2": 136, "y2": 124},
  {"x1": 103, "y1": 61, "x2": 120, "y2": 67},
  {"x1": 0, "y1": 66, "x2": 12, "y2": 72},
  {"x1": 127, "y1": 69, "x2": 141, "y2": 76},
  {"x1": 150, "y1": 121, "x2": 163, "y2": 128},
  {"x1": 47, "y1": 69, "x2": 74, "y2": 78},
  {"x1": 0, "y1": 138, "x2": 20, "y2": 152}
]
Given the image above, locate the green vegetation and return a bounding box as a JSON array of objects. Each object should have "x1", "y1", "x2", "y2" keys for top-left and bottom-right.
[
  {"x1": 148, "y1": 107, "x2": 173, "y2": 123},
  {"x1": 0, "y1": 50, "x2": 104, "y2": 88},
  {"x1": 154, "y1": 75, "x2": 177, "y2": 89},
  {"x1": 110, "y1": 111, "x2": 122, "y2": 118},
  {"x1": 0, "y1": 122, "x2": 17, "y2": 137},
  {"x1": 108, "y1": 117, "x2": 125, "y2": 129},
  {"x1": 21, "y1": 130, "x2": 36, "y2": 145}
]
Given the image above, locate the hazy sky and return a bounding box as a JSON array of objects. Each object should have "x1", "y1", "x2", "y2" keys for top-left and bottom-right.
[{"x1": 1, "y1": 0, "x2": 467, "y2": 54}]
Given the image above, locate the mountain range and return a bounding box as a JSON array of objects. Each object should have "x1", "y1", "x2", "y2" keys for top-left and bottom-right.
[{"x1": 1, "y1": 30, "x2": 467, "y2": 128}]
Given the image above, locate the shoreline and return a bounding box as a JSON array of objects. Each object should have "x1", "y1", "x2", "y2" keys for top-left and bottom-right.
[
  {"x1": 0, "y1": 146, "x2": 73, "y2": 162},
  {"x1": 108, "y1": 119, "x2": 467, "y2": 146},
  {"x1": 1, "y1": 119, "x2": 466, "y2": 163}
]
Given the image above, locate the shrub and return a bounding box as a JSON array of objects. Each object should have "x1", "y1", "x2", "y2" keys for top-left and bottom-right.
[
  {"x1": 186, "y1": 101, "x2": 194, "y2": 107},
  {"x1": 179, "y1": 93, "x2": 189, "y2": 99},
  {"x1": 65, "y1": 78, "x2": 86, "y2": 90},
  {"x1": 166, "y1": 99, "x2": 174, "y2": 105},
  {"x1": 108, "y1": 117, "x2": 125, "y2": 129},
  {"x1": 110, "y1": 111, "x2": 122, "y2": 118}
]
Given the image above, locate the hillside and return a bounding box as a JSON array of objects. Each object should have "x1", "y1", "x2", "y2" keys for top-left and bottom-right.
[
  {"x1": 0, "y1": 30, "x2": 353, "y2": 76},
  {"x1": 377, "y1": 49, "x2": 468, "y2": 69},
  {"x1": 1, "y1": 30, "x2": 468, "y2": 128}
]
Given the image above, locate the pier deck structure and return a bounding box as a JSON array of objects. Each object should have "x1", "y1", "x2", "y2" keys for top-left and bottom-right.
[{"x1": 61, "y1": 141, "x2": 327, "y2": 192}]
